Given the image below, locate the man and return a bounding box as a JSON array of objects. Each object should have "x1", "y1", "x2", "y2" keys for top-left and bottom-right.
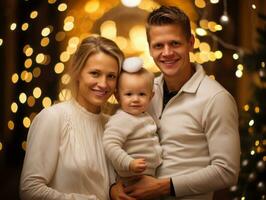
[{"x1": 111, "y1": 5, "x2": 240, "y2": 200}]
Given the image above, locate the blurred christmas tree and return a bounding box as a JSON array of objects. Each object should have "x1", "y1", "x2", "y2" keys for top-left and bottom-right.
[{"x1": 230, "y1": 13, "x2": 266, "y2": 200}]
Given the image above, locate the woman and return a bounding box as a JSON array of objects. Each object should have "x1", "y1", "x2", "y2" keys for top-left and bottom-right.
[{"x1": 20, "y1": 36, "x2": 124, "y2": 200}]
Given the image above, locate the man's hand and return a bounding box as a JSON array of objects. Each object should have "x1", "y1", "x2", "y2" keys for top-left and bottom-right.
[
  {"x1": 129, "y1": 158, "x2": 147, "y2": 173},
  {"x1": 110, "y1": 181, "x2": 136, "y2": 200},
  {"x1": 124, "y1": 175, "x2": 170, "y2": 200}
]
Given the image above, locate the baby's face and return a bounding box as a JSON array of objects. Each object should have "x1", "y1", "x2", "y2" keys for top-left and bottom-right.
[{"x1": 118, "y1": 73, "x2": 153, "y2": 116}]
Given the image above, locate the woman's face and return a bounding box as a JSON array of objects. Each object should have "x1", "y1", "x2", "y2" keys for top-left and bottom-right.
[{"x1": 76, "y1": 52, "x2": 119, "y2": 113}]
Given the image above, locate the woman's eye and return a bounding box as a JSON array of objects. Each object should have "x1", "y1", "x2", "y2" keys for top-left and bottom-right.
[
  {"x1": 89, "y1": 71, "x2": 99, "y2": 76},
  {"x1": 108, "y1": 74, "x2": 117, "y2": 79},
  {"x1": 140, "y1": 93, "x2": 146, "y2": 96}
]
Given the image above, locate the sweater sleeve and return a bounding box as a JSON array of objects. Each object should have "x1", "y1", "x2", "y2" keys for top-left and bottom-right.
[
  {"x1": 103, "y1": 112, "x2": 135, "y2": 172},
  {"x1": 172, "y1": 91, "x2": 240, "y2": 197},
  {"x1": 20, "y1": 108, "x2": 99, "y2": 200}
]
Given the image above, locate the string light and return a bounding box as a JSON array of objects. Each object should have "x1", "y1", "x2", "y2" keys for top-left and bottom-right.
[
  {"x1": 121, "y1": 0, "x2": 141, "y2": 7},
  {"x1": 220, "y1": 0, "x2": 229, "y2": 24}
]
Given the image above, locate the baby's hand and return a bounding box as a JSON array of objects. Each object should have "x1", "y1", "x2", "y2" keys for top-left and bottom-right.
[{"x1": 129, "y1": 158, "x2": 147, "y2": 173}]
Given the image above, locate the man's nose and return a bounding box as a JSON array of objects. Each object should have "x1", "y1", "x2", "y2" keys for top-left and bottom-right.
[{"x1": 162, "y1": 46, "x2": 173, "y2": 56}]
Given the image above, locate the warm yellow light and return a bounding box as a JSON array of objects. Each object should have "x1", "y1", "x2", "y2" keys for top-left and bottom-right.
[
  {"x1": 195, "y1": 28, "x2": 207, "y2": 36},
  {"x1": 0, "y1": 142, "x2": 2, "y2": 151},
  {"x1": 195, "y1": 0, "x2": 206, "y2": 8},
  {"x1": 84, "y1": 0, "x2": 100, "y2": 13},
  {"x1": 244, "y1": 104, "x2": 249, "y2": 111},
  {"x1": 61, "y1": 74, "x2": 71, "y2": 85},
  {"x1": 21, "y1": 70, "x2": 28, "y2": 81},
  {"x1": 189, "y1": 52, "x2": 195, "y2": 62},
  {"x1": 233, "y1": 53, "x2": 239, "y2": 60},
  {"x1": 36, "y1": 53, "x2": 45, "y2": 64},
  {"x1": 209, "y1": 75, "x2": 215, "y2": 80},
  {"x1": 252, "y1": 4, "x2": 256, "y2": 9},
  {"x1": 21, "y1": 23, "x2": 29, "y2": 31},
  {"x1": 59, "y1": 89, "x2": 72, "y2": 101},
  {"x1": 60, "y1": 51, "x2": 70, "y2": 62},
  {"x1": 55, "y1": 32, "x2": 66, "y2": 41},
  {"x1": 33, "y1": 87, "x2": 42, "y2": 98},
  {"x1": 237, "y1": 64, "x2": 244, "y2": 71},
  {"x1": 193, "y1": 38, "x2": 200, "y2": 49},
  {"x1": 254, "y1": 106, "x2": 260, "y2": 113},
  {"x1": 208, "y1": 52, "x2": 216, "y2": 61},
  {"x1": 249, "y1": 119, "x2": 254, "y2": 126},
  {"x1": 129, "y1": 25, "x2": 147, "y2": 51},
  {"x1": 41, "y1": 27, "x2": 51, "y2": 37},
  {"x1": 33, "y1": 67, "x2": 41, "y2": 78},
  {"x1": 235, "y1": 69, "x2": 243, "y2": 78},
  {"x1": 27, "y1": 96, "x2": 36, "y2": 107},
  {"x1": 54, "y1": 62, "x2": 65, "y2": 74},
  {"x1": 11, "y1": 73, "x2": 19, "y2": 83},
  {"x1": 100, "y1": 20, "x2": 117, "y2": 40},
  {"x1": 250, "y1": 150, "x2": 255, "y2": 155},
  {"x1": 58, "y1": 3, "x2": 67, "y2": 11},
  {"x1": 255, "y1": 140, "x2": 260, "y2": 146},
  {"x1": 30, "y1": 11, "x2": 38, "y2": 19},
  {"x1": 10, "y1": 23, "x2": 17, "y2": 30},
  {"x1": 63, "y1": 22, "x2": 74, "y2": 31},
  {"x1": 208, "y1": 21, "x2": 217, "y2": 32},
  {"x1": 22, "y1": 141, "x2": 27, "y2": 151},
  {"x1": 199, "y1": 42, "x2": 210, "y2": 52},
  {"x1": 215, "y1": 24, "x2": 222, "y2": 31},
  {"x1": 214, "y1": 51, "x2": 223, "y2": 59},
  {"x1": 25, "y1": 47, "x2": 33, "y2": 57},
  {"x1": 19, "y1": 93, "x2": 27, "y2": 104},
  {"x1": 48, "y1": 0, "x2": 56, "y2": 4},
  {"x1": 40, "y1": 37, "x2": 50, "y2": 47},
  {"x1": 24, "y1": 58, "x2": 32, "y2": 68},
  {"x1": 199, "y1": 52, "x2": 209, "y2": 63},
  {"x1": 23, "y1": 117, "x2": 31, "y2": 128},
  {"x1": 0, "y1": 38, "x2": 3, "y2": 46},
  {"x1": 199, "y1": 19, "x2": 208, "y2": 29},
  {"x1": 121, "y1": 0, "x2": 141, "y2": 7},
  {"x1": 25, "y1": 72, "x2": 33, "y2": 83},
  {"x1": 11, "y1": 102, "x2": 18, "y2": 113},
  {"x1": 8, "y1": 120, "x2": 15, "y2": 130},
  {"x1": 42, "y1": 97, "x2": 52, "y2": 108},
  {"x1": 115, "y1": 36, "x2": 128, "y2": 50},
  {"x1": 68, "y1": 37, "x2": 79, "y2": 46},
  {"x1": 210, "y1": 0, "x2": 219, "y2": 3}
]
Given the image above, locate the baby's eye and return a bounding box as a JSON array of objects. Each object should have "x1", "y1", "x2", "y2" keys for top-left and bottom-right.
[
  {"x1": 139, "y1": 93, "x2": 146, "y2": 96},
  {"x1": 125, "y1": 93, "x2": 132, "y2": 96}
]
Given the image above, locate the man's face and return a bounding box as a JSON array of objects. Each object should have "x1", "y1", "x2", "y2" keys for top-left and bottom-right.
[{"x1": 148, "y1": 24, "x2": 194, "y2": 79}]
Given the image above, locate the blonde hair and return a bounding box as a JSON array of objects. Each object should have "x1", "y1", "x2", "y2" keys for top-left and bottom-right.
[{"x1": 67, "y1": 36, "x2": 124, "y2": 98}]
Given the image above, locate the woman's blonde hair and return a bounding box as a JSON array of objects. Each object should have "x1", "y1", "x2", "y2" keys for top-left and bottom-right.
[{"x1": 66, "y1": 36, "x2": 124, "y2": 98}]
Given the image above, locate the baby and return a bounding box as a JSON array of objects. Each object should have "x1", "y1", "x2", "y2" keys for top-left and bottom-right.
[{"x1": 103, "y1": 57, "x2": 162, "y2": 181}]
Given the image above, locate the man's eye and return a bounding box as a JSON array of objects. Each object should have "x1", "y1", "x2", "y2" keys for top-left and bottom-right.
[
  {"x1": 172, "y1": 41, "x2": 180, "y2": 46},
  {"x1": 153, "y1": 44, "x2": 163, "y2": 49}
]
